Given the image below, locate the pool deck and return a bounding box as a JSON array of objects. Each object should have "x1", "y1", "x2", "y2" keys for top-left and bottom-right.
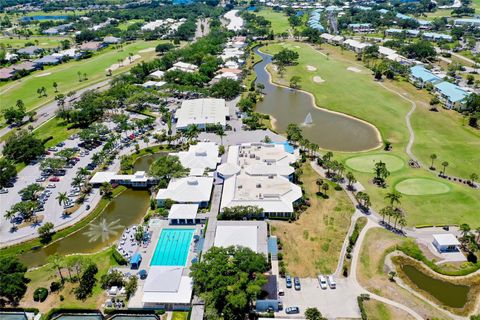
[{"x1": 125, "y1": 221, "x2": 202, "y2": 309}]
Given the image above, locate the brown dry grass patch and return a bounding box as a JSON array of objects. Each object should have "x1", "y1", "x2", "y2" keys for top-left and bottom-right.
[
  {"x1": 271, "y1": 164, "x2": 354, "y2": 277},
  {"x1": 363, "y1": 299, "x2": 416, "y2": 320}
]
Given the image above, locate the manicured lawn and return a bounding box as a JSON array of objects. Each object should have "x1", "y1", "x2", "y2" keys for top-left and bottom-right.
[
  {"x1": 0, "y1": 35, "x2": 72, "y2": 49},
  {"x1": 394, "y1": 178, "x2": 450, "y2": 196},
  {"x1": 346, "y1": 154, "x2": 404, "y2": 173},
  {"x1": 0, "y1": 40, "x2": 162, "y2": 113},
  {"x1": 255, "y1": 8, "x2": 291, "y2": 34},
  {"x1": 172, "y1": 312, "x2": 189, "y2": 320},
  {"x1": 270, "y1": 164, "x2": 354, "y2": 276},
  {"x1": 20, "y1": 248, "x2": 118, "y2": 313},
  {"x1": 261, "y1": 41, "x2": 480, "y2": 226},
  {"x1": 33, "y1": 116, "x2": 80, "y2": 148},
  {"x1": 118, "y1": 19, "x2": 144, "y2": 30}
]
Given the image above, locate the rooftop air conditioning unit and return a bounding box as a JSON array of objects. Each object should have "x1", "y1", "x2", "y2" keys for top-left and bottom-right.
[{"x1": 256, "y1": 183, "x2": 261, "y2": 188}]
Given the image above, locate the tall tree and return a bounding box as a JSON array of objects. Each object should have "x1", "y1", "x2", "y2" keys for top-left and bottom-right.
[{"x1": 0, "y1": 256, "x2": 29, "y2": 304}]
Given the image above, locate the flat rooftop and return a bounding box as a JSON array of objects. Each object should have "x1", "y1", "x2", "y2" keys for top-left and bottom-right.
[
  {"x1": 214, "y1": 221, "x2": 268, "y2": 255},
  {"x1": 142, "y1": 266, "x2": 192, "y2": 304}
]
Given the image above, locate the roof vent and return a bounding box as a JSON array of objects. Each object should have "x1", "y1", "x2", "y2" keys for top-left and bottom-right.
[
  {"x1": 256, "y1": 183, "x2": 261, "y2": 188},
  {"x1": 187, "y1": 178, "x2": 198, "y2": 185}
]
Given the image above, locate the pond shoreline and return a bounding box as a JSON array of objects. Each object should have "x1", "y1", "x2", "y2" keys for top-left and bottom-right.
[{"x1": 255, "y1": 46, "x2": 383, "y2": 153}]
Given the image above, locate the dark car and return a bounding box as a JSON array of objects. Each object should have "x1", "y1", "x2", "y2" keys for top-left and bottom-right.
[
  {"x1": 286, "y1": 275, "x2": 292, "y2": 289},
  {"x1": 285, "y1": 306, "x2": 300, "y2": 314},
  {"x1": 294, "y1": 277, "x2": 301, "y2": 290}
]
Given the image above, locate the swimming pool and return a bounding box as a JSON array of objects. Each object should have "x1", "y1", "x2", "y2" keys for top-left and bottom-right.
[{"x1": 150, "y1": 228, "x2": 194, "y2": 266}]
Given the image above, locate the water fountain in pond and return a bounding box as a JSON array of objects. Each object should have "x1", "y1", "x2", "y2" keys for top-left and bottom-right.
[
  {"x1": 303, "y1": 112, "x2": 313, "y2": 126},
  {"x1": 83, "y1": 218, "x2": 123, "y2": 242}
]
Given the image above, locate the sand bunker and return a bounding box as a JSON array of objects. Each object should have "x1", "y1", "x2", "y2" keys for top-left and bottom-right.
[
  {"x1": 106, "y1": 54, "x2": 141, "y2": 72},
  {"x1": 313, "y1": 76, "x2": 325, "y2": 83},
  {"x1": 139, "y1": 47, "x2": 155, "y2": 53},
  {"x1": 307, "y1": 65, "x2": 317, "y2": 72},
  {"x1": 347, "y1": 66, "x2": 362, "y2": 73},
  {"x1": 35, "y1": 72, "x2": 51, "y2": 77}
]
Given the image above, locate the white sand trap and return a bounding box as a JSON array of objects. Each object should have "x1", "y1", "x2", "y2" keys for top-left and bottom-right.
[
  {"x1": 313, "y1": 76, "x2": 325, "y2": 83},
  {"x1": 35, "y1": 72, "x2": 51, "y2": 77},
  {"x1": 106, "y1": 54, "x2": 141, "y2": 71},
  {"x1": 347, "y1": 66, "x2": 362, "y2": 73},
  {"x1": 139, "y1": 47, "x2": 155, "y2": 53},
  {"x1": 306, "y1": 65, "x2": 317, "y2": 72}
]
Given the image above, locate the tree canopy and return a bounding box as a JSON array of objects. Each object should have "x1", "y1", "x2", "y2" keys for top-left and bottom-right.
[
  {"x1": 190, "y1": 246, "x2": 269, "y2": 319},
  {"x1": 210, "y1": 78, "x2": 242, "y2": 100},
  {"x1": 3, "y1": 130, "x2": 44, "y2": 164},
  {"x1": 273, "y1": 49, "x2": 299, "y2": 66},
  {"x1": 0, "y1": 256, "x2": 29, "y2": 305},
  {"x1": 0, "y1": 158, "x2": 16, "y2": 189},
  {"x1": 148, "y1": 155, "x2": 189, "y2": 186}
]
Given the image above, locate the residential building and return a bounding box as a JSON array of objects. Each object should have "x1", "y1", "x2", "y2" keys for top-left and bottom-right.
[
  {"x1": 141, "y1": 80, "x2": 166, "y2": 88},
  {"x1": 218, "y1": 143, "x2": 302, "y2": 218},
  {"x1": 0, "y1": 68, "x2": 15, "y2": 81},
  {"x1": 343, "y1": 39, "x2": 371, "y2": 53},
  {"x1": 454, "y1": 18, "x2": 480, "y2": 27},
  {"x1": 103, "y1": 36, "x2": 122, "y2": 44},
  {"x1": 17, "y1": 46, "x2": 43, "y2": 56},
  {"x1": 409, "y1": 65, "x2": 442, "y2": 88},
  {"x1": 348, "y1": 23, "x2": 375, "y2": 33},
  {"x1": 149, "y1": 70, "x2": 165, "y2": 79},
  {"x1": 422, "y1": 32, "x2": 452, "y2": 42},
  {"x1": 432, "y1": 234, "x2": 461, "y2": 252},
  {"x1": 433, "y1": 81, "x2": 469, "y2": 109},
  {"x1": 89, "y1": 171, "x2": 158, "y2": 188},
  {"x1": 156, "y1": 176, "x2": 214, "y2": 208},
  {"x1": 33, "y1": 55, "x2": 61, "y2": 66},
  {"x1": 175, "y1": 98, "x2": 229, "y2": 130},
  {"x1": 168, "y1": 61, "x2": 198, "y2": 73},
  {"x1": 79, "y1": 41, "x2": 103, "y2": 51}
]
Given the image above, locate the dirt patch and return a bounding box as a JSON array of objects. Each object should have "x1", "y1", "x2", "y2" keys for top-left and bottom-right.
[
  {"x1": 306, "y1": 65, "x2": 317, "y2": 71},
  {"x1": 313, "y1": 76, "x2": 325, "y2": 83},
  {"x1": 357, "y1": 228, "x2": 454, "y2": 319},
  {"x1": 271, "y1": 164, "x2": 354, "y2": 277},
  {"x1": 106, "y1": 54, "x2": 141, "y2": 72},
  {"x1": 138, "y1": 47, "x2": 155, "y2": 53},
  {"x1": 347, "y1": 66, "x2": 362, "y2": 73},
  {"x1": 18, "y1": 215, "x2": 44, "y2": 229}
]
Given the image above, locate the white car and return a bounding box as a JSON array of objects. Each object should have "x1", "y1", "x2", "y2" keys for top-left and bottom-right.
[
  {"x1": 0, "y1": 188, "x2": 8, "y2": 194},
  {"x1": 327, "y1": 275, "x2": 336, "y2": 289},
  {"x1": 64, "y1": 203, "x2": 74, "y2": 209},
  {"x1": 318, "y1": 275, "x2": 328, "y2": 290},
  {"x1": 46, "y1": 184, "x2": 56, "y2": 189}
]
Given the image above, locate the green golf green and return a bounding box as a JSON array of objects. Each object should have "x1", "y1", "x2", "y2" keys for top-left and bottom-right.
[
  {"x1": 345, "y1": 154, "x2": 404, "y2": 173},
  {"x1": 395, "y1": 178, "x2": 450, "y2": 196}
]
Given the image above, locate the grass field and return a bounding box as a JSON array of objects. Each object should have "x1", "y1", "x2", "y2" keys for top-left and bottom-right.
[
  {"x1": 33, "y1": 116, "x2": 80, "y2": 148},
  {"x1": 261, "y1": 41, "x2": 480, "y2": 226},
  {"x1": 172, "y1": 312, "x2": 189, "y2": 320},
  {"x1": 270, "y1": 164, "x2": 354, "y2": 276},
  {"x1": 358, "y1": 228, "x2": 454, "y2": 319},
  {"x1": 346, "y1": 154, "x2": 404, "y2": 173},
  {"x1": 1, "y1": 40, "x2": 162, "y2": 113},
  {"x1": 20, "y1": 248, "x2": 118, "y2": 313},
  {"x1": 363, "y1": 299, "x2": 416, "y2": 320},
  {"x1": 395, "y1": 178, "x2": 450, "y2": 195},
  {"x1": 0, "y1": 35, "x2": 73, "y2": 49},
  {"x1": 255, "y1": 8, "x2": 291, "y2": 34}
]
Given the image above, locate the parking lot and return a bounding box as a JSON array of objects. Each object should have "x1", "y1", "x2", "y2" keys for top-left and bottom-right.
[{"x1": 277, "y1": 277, "x2": 361, "y2": 319}]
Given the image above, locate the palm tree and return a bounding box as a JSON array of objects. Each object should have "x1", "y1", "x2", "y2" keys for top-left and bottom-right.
[
  {"x1": 385, "y1": 191, "x2": 402, "y2": 208},
  {"x1": 398, "y1": 217, "x2": 407, "y2": 232},
  {"x1": 71, "y1": 176, "x2": 83, "y2": 188},
  {"x1": 379, "y1": 206, "x2": 389, "y2": 224},
  {"x1": 76, "y1": 167, "x2": 90, "y2": 178},
  {"x1": 459, "y1": 223, "x2": 471, "y2": 239},
  {"x1": 346, "y1": 171, "x2": 356, "y2": 189},
  {"x1": 475, "y1": 226, "x2": 480, "y2": 244},
  {"x1": 184, "y1": 124, "x2": 200, "y2": 142},
  {"x1": 441, "y1": 161, "x2": 449, "y2": 175},
  {"x1": 48, "y1": 254, "x2": 65, "y2": 282},
  {"x1": 322, "y1": 183, "x2": 329, "y2": 197},
  {"x1": 56, "y1": 192, "x2": 69, "y2": 206},
  {"x1": 430, "y1": 153, "x2": 437, "y2": 169},
  {"x1": 470, "y1": 173, "x2": 478, "y2": 185},
  {"x1": 4, "y1": 210, "x2": 17, "y2": 230},
  {"x1": 53, "y1": 82, "x2": 58, "y2": 93},
  {"x1": 392, "y1": 208, "x2": 403, "y2": 229}
]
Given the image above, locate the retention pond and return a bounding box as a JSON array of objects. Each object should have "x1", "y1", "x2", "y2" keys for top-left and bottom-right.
[
  {"x1": 401, "y1": 264, "x2": 470, "y2": 308},
  {"x1": 254, "y1": 47, "x2": 381, "y2": 152}
]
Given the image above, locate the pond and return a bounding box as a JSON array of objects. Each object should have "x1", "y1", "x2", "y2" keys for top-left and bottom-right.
[
  {"x1": 19, "y1": 189, "x2": 150, "y2": 267},
  {"x1": 20, "y1": 15, "x2": 69, "y2": 22},
  {"x1": 132, "y1": 152, "x2": 166, "y2": 172},
  {"x1": 254, "y1": 47, "x2": 381, "y2": 152},
  {"x1": 402, "y1": 264, "x2": 470, "y2": 308}
]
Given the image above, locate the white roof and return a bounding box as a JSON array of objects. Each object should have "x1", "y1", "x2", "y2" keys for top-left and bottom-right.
[
  {"x1": 214, "y1": 225, "x2": 258, "y2": 252},
  {"x1": 150, "y1": 70, "x2": 165, "y2": 79},
  {"x1": 170, "y1": 61, "x2": 198, "y2": 73},
  {"x1": 142, "y1": 266, "x2": 192, "y2": 304},
  {"x1": 175, "y1": 99, "x2": 228, "y2": 129},
  {"x1": 142, "y1": 80, "x2": 166, "y2": 88},
  {"x1": 344, "y1": 39, "x2": 371, "y2": 49},
  {"x1": 90, "y1": 171, "x2": 116, "y2": 184},
  {"x1": 433, "y1": 234, "x2": 461, "y2": 246},
  {"x1": 156, "y1": 176, "x2": 213, "y2": 203},
  {"x1": 171, "y1": 142, "x2": 220, "y2": 171},
  {"x1": 168, "y1": 204, "x2": 199, "y2": 219},
  {"x1": 220, "y1": 143, "x2": 302, "y2": 214}
]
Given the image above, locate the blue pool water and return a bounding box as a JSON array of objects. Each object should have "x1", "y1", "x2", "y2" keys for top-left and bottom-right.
[
  {"x1": 271, "y1": 142, "x2": 295, "y2": 154},
  {"x1": 150, "y1": 229, "x2": 194, "y2": 266},
  {"x1": 20, "y1": 15, "x2": 69, "y2": 22}
]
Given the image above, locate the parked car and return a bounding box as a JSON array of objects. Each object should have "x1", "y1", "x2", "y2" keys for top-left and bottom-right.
[
  {"x1": 0, "y1": 188, "x2": 8, "y2": 194},
  {"x1": 49, "y1": 177, "x2": 60, "y2": 182},
  {"x1": 318, "y1": 275, "x2": 328, "y2": 290},
  {"x1": 327, "y1": 275, "x2": 336, "y2": 289},
  {"x1": 285, "y1": 306, "x2": 300, "y2": 314},
  {"x1": 278, "y1": 289, "x2": 285, "y2": 296},
  {"x1": 46, "y1": 184, "x2": 56, "y2": 189},
  {"x1": 285, "y1": 275, "x2": 292, "y2": 289},
  {"x1": 294, "y1": 277, "x2": 301, "y2": 290},
  {"x1": 63, "y1": 202, "x2": 74, "y2": 209},
  {"x1": 36, "y1": 177, "x2": 47, "y2": 182}
]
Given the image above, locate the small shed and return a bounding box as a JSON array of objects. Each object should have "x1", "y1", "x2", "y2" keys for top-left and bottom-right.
[
  {"x1": 433, "y1": 234, "x2": 461, "y2": 253},
  {"x1": 130, "y1": 253, "x2": 142, "y2": 269}
]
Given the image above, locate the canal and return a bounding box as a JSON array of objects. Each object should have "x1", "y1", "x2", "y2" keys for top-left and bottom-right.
[{"x1": 254, "y1": 47, "x2": 381, "y2": 152}]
